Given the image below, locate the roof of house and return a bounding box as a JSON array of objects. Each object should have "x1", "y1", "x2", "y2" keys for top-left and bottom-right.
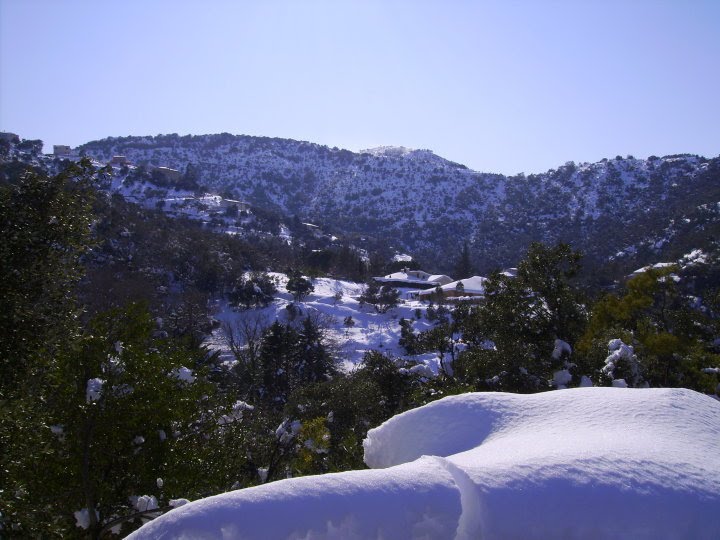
[
  {"x1": 418, "y1": 275, "x2": 488, "y2": 296},
  {"x1": 374, "y1": 271, "x2": 452, "y2": 286}
]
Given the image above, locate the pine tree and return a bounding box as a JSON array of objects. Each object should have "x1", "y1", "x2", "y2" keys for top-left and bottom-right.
[
  {"x1": 453, "y1": 241, "x2": 473, "y2": 279},
  {"x1": 577, "y1": 266, "x2": 719, "y2": 390},
  {"x1": 286, "y1": 271, "x2": 314, "y2": 301},
  {"x1": 359, "y1": 283, "x2": 400, "y2": 313}
]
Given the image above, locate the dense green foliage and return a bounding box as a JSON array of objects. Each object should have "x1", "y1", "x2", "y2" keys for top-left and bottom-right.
[
  {"x1": 0, "y1": 160, "x2": 97, "y2": 391},
  {"x1": 577, "y1": 266, "x2": 720, "y2": 390}
]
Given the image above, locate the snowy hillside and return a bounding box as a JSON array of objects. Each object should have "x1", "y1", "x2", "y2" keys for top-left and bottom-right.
[
  {"x1": 77, "y1": 134, "x2": 720, "y2": 273},
  {"x1": 127, "y1": 387, "x2": 720, "y2": 539},
  {"x1": 207, "y1": 274, "x2": 445, "y2": 374}
]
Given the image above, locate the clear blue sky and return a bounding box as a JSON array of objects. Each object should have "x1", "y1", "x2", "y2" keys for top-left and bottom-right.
[{"x1": 1, "y1": 0, "x2": 718, "y2": 175}]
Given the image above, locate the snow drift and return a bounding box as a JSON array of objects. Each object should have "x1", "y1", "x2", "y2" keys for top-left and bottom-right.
[{"x1": 127, "y1": 388, "x2": 720, "y2": 539}]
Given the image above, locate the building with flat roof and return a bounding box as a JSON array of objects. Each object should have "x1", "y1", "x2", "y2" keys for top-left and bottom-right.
[
  {"x1": 154, "y1": 166, "x2": 183, "y2": 182},
  {"x1": 53, "y1": 145, "x2": 72, "y2": 156}
]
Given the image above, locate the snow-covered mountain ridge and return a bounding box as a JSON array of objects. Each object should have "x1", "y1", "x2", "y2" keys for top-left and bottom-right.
[
  {"x1": 5, "y1": 132, "x2": 718, "y2": 275},
  {"x1": 76, "y1": 134, "x2": 720, "y2": 273}
]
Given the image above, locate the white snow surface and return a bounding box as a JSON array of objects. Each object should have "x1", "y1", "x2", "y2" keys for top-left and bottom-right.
[
  {"x1": 131, "y1": 495, "x2": 159, "y2": 513},
  {"x1": 73, "y1": 507, "x2": 98, "y2": 530},
  {"x1": 170, "y1": 366, "x2": 195, "y2": 384},
  {"x1": 630, "y1": 262, "x2": 676, "y2": 275},
  {"x1": 127, "y1": 387, "x2": 720, "y2": 540},
  {"x1": 86, "y1": 377, "x2": 104, "y2": 403},
  {"x1": 205, "y1": 274, "x2": 442, "y2": 373}
]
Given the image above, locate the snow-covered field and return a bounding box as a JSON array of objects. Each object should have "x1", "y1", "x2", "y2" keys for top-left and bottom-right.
[
  {"x1": 128, "y1": 387, "x2": 720, "y2": 539},
  {"x1": 206, "y1": 274, "x2": 444, "y2": 374}
]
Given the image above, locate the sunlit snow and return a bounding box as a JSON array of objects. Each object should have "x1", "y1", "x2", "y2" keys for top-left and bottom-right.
[{"x1": 128, "y1": 387, "x2": 720, "y2": 539}]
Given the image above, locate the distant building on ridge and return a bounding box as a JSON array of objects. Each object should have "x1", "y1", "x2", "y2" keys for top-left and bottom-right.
[{"x1": 53, "y1": 145, "x2": 72, "y2": 156}]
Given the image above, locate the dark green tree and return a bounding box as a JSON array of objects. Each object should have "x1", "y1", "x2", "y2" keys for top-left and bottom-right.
[
  {"x1": 578, "y1": 266, "x2": 719, "y2": 390},
  {"x1": 252, "y1": 318, "x2": 336, "y2": 408},
  {"x1": 286, "y1": 271, "x2": 314, "y2": 302},
  {"x1": 359, "y1": 282, "x2": 400, "y2": 313},
  {"x1": 1, "y1": 160, "x2": 102, "y2": 536},
  {"x1": 517, "y1": 242, "x2": 585, "y2": 343},
  {"x1": 455, "y1": 243, "x2": 586, "y2": 392},
  {"x1": 0, "y1": 159, "x2": 99, "y2": 392},
  {"x1": 453, "y1": 241, "x2": 474, "y2": 279},
  {"x1": 229, "y1": 272, "x2": 277, "y2": 310},
  {"x1": 50, "y1": 304, "x2": 215, "y2": 537}
]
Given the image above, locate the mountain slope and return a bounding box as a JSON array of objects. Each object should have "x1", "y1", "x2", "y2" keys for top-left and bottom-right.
[{"x1": 66, "y1": 134, "x2": 720, "y2": 274}]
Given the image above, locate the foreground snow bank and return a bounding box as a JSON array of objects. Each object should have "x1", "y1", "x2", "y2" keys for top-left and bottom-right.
[
  {"x1": 128, "y1": 388, "x2": 720, "y2": 540},
  {"x1": 127, "y1": 457, "x2": 463, "y2": 539},
  {"x1": 365, "y1": 387, "x2": 720, "y2": 539}
]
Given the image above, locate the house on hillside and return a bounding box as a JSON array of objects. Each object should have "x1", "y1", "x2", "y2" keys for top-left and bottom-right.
[
  {"x1": 110, "y1": 155, "x2": 130, "y2": 166},
  {"x1": 373, "y1": 268, "x2": 453, "y2": 289},
  {"x1": 154, "y1": 166, "x2": 183, "y2": 182},
  {"x1": 53, "y1": 145, "x2": 72, "y2": 156},
  {"x1": 417, "y1": 275, "x2": 488, "y2": 303},
  {"x1": 222, "y1": 198, "x2": 250, "y2": 212}
]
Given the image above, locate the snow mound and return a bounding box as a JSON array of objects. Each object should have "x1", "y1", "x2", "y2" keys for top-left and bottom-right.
[
  {"x1": 127, "y1": 457, "x2": 463, "y2": 539},
  {"x1": 365, "y1": 388, "x2": 720, "y2": 539},
  {"x1": 128, "y1": 388, "x2": 720, "y2": 539}
]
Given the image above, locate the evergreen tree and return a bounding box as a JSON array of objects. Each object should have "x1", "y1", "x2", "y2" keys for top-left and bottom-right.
[
  {"x1": 578, "y1": 267, "x2": 719, "y2": 390},
  {"x1": 295, "y1": 317, "x2": 336, "y2": 384},
  {"x1": 455, "y1": 243, "x2": 586, "y2": 392},
  {"x1": 0, "y1": 159, "x2": 99, "y2": 393},
  {"x1": 229, "y1": 272, "x2": 277, "y2": 310},
  {"x1": 453, "y1": 241, "x2": 473, "y2": 279},
  {"x1": 286, "y1": 271, "x2": 314, "y2": 302},
  {"x1": 1, "y1": 160, "x2": 101, "y2": 535},
  {"x1": 44, "y1": 304, "x2": 214, "y2": 537},
  {"x1": 517, "y1": 242, "x2": 585, "y2": 343},
  {"x1": 359, "y1": 282, "x2": 400, "y2": 313},
  {"x1": 254, "y1": 318, "x2": 336, "y2": 408}
]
